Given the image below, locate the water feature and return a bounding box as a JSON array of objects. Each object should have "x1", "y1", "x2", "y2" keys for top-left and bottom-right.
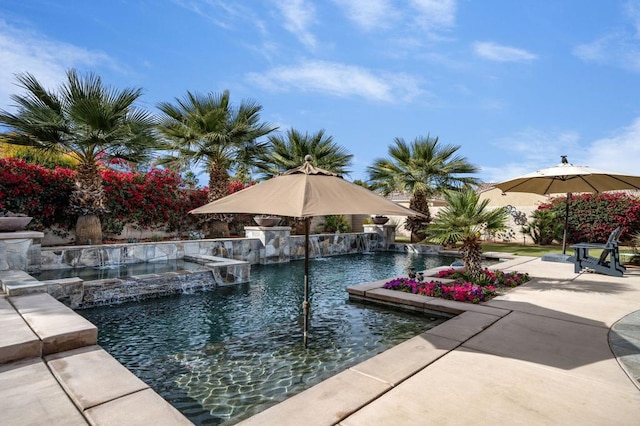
[
  {"x1": 33, "y1": 259, "x2": 205, "y2": 281},
  {"x1": 79, "y1": 252, "x2": 456, "y2": 425}
]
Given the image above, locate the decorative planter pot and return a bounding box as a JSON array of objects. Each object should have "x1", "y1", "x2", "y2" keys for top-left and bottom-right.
[
  {"x1": 372, "y1": 216, "x2": 389, "y2": 225},
  {"x1": 254, "y1": 216, "x2": 281, "y2": 227},
  {"x1": 0, "y1": 216, "x2": 33, "y2": 232}
]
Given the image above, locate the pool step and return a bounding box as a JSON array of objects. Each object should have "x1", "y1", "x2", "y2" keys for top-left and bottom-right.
[
  {"x1": 0, "y1": 358, "x2": 88, "y2": 425},
  {"x1": 9, "y1": 293, "x2": 97, "y2": 355},
  {"x1": 0, "y1": 293, "x2": 193, "y2": 425},
  {"x1": 46, "y1": 345, "x2": 192, "y2": 425},
  {"x1": 0, "y1": 297, "x2": 41, "y2": 364}
]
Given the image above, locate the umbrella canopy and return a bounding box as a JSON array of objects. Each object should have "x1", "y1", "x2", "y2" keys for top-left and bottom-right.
[
  {"x1": 494, "y1": 161, "x2": 640, "y2": 195},
  {"x1": 190, "y1": 156, "x2": 423, "y2": 346},
  {"x1": 495, "y1": 156, "x2": 640, "y2": 253},
  {"x1": 190, "y1": 157, "x2": 420, "y2": 218}
]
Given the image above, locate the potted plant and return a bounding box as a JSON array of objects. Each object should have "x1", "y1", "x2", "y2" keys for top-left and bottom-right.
[
  {"x1": 372, "y1": 215, "x2": 389, "y2": 225},
  {"x1": 0, "y1": 211, "x2": 33, "y2": 232},
  {"x1": 253, "y1": 215, "x2": 282, "y2": 227}
]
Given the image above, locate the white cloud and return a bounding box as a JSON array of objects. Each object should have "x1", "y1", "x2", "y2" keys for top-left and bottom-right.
[
  {"x1": 482, "y1": 118, "x2": 640, "y2": 183},
  {"x1": 573, "y1": 2, "x2": 640, "y2": 73},
  {"x1": 0, "y1": 20, "x2": 116, "y2": 111},
  {"x1": 333, "y1": 0, "x2": 397, "y2": 31},
  {"x1": 473, "y1": 42, "x2": 537, "y2": 63},
  {"x1": 170, "y1": 0, "x2": 244, "y2": 29},
  {"x1": 625, "y1": 0, "x2": 640, "y2": 36},
  {"x1": 481, "y1": 129, "x2": 580, "y2": 182},
  {"x1": 582, "y1": 118, "x2": 640, "y2": 174},
  {"x1": 246, "y1": 60, "x2": 424, "y2": 102},
  {"x1": 273, "y1": 0, "x2": 317, "y2": 50},
  {"x1": 410, "y1": 0, "x2": 457, "y2": 30},
  {"x1": 573, "y1": 34, "x2": 640, "y2": 73}
]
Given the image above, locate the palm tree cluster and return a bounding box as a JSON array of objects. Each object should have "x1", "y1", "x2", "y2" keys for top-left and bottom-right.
[{"x1": 0, "y1": 69, "x2": 507, "y2": 267}]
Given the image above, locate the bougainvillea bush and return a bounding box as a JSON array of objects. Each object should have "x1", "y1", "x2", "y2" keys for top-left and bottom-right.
[
  {"x1": 0, "y1": 158, "x2": 75, "y2": 229},
  {"x1": 0, "y1": 157, "x2": 217, "y2": 237},
  {"x1": 539, "y1": 193, "x2": 640, "y2": 244},
  {"x1": 101, "y1": 167, "x2": 209, "y2": 235},
  {"x1": 383, "y1": 268, "x2": 530, "y2": 304}
]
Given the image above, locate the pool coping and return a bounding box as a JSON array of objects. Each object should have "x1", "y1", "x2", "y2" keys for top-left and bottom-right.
[{"x1": 0, "y1": 293, "x2": 192, "y2": 425}]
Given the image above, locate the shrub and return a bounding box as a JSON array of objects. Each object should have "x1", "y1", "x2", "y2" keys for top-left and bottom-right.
[
  {"x1": 320, "y1": 215, "x2": 350, "y2": 233},
  {"x1": 540, "y1": 193, "x2": 640, "y2": 243},
  {"x1": 101, "y1": 168, "x2": 209, "y2": 235},
  {"x1": 521, "y1": 209, "x2": 564, "y2": 245},
  {"x1": 0, "y1": 158, "x2": 211, "y2": 236},
  {"x1": 0, "y1": 158, "x2": 75, "y2": 229},
  {"x1": 433, "y1": 268, "x2": 530, "y2": 288}
]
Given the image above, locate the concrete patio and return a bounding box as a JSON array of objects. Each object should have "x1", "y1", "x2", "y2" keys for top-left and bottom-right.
[
  {"x1": 1, "y1": 255, "x2": 639, "y2": 425},
  {"x1": 240, "y1": 257, "x2": 640, "y2": 425}
]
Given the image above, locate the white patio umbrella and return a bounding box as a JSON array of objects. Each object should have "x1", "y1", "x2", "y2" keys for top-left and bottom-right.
[
  {"x1": 190, "y1": 156, "x2": 423, "y2": 346},
  {"x1": 495, "y1": 156, "x2": 640, "y2": 253}
]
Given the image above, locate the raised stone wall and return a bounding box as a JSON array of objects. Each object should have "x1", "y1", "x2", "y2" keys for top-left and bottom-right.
[
  {"x1": 0, "y1": 231, "x2": 44, "y2": 273},
  {"x1": 40, "y1": 238, "x2": 261, "y2": 270},
  {"x1": 6, "y1": 228, "x2": 425, "y2": 308},
  {"x1": 245, "y1": 226, "x2": 291, "y2": 264},
  {"x1": 80, "y1": 270, "x2": 221, "y2": 308},
  {"x1": 290, "y1": 232, "x2": 380, "y2": 260}
]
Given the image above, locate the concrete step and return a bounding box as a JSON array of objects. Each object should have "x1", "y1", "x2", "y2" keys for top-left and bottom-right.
[
  {"x1": 9, "y1": 293, "x2": 97, "y2": 355},
  {"x1": 0, "y1": 297, "x2": 41, "y2": 364},
  {"x1": 45, "y1": 345, "x2": 191, "y2": 424},
  {"x1": 0, "y1": 358, "x2": 88, "y2": 425}
]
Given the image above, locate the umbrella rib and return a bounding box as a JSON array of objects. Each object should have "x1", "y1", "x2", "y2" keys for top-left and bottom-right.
[
  {"x1": 607, "y1": 175, "x2": 640, "y2": 191},
  {"x1": 573, "y1": 175, "x2": 599, "y2": 193}
]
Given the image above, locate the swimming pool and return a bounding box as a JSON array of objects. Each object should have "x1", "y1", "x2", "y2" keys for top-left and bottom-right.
[{"x1": 79, "y1": 252, "x2": 456, "y2": 425}]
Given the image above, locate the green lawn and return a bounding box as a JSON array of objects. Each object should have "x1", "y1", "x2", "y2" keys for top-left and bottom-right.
[
  {"x1": 480, "y1": 242, "x2": 567, "y2": 257},
  {"x1": 394, "y1": 237, "x2": 638, "y2": 263},
  {"x1": 393, "y1": 236, "x2": 565, "y2": 256}
]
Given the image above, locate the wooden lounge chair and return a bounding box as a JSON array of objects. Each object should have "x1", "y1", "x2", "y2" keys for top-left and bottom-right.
[{"x1": 568, "y1": 227, "x2": 626, "y2": 277}]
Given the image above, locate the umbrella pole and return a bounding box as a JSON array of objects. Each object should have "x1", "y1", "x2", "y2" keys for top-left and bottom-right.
[
  {"x1": 562, "y1": 192, "x2": 572, "y2": 255},
  {"x1": 303, "y1": 217, "x2": 311, "y2": 348}
]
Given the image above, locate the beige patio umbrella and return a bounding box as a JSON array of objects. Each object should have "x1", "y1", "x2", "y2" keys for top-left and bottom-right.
[
  {"x1": 495, "y1": 156, "x2": 640, "y2": 254},
  {"x1": 190, "y1": 155, "x2": 423, "y2": 346}
]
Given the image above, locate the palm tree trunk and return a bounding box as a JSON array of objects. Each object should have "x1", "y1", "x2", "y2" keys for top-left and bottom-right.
[
  {"x1": 70, "y1": 162, "x2": 106, "y2": 245},
  {"x1": 406, "y1": 190, "x2": 431, "y2": 242},
  {"x1": 461, "y1": 237, "x2": 483, "y2": 278},
  {"x1": 76, "y1": 214, "x2": 103, "y2": 245},
  {"x1": 206, "y1": 160, "x2": 231, "y2": 238}
]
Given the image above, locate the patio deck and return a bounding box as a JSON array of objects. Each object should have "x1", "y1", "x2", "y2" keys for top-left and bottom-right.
[{"x1": 1, "y1": 256, "x2": 639, "y2": 425}]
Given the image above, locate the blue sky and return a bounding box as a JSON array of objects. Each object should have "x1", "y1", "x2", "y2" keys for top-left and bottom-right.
[{"x1": 1, "y1": 0, "x2": 640, "y2": 184}]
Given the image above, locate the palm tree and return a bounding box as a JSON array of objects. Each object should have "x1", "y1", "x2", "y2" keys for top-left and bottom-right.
[
  {"x1": 156, "y1": 90, "x2": 277, "y2": 236},
  {"x1": 426, "y1": 189, "x2": 508, "y2": 277},
  {"x1": 255, "y1": 128, "x2": 353, "y2": 178},
  {"x1": 368, "y1": 135, "x2": 479, "y2": 242},
  {"x1": 0, "y1": 70, "x2": 157, "y2": 244}
]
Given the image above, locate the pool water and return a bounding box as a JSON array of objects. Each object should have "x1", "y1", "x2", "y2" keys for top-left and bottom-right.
[{"x1": 79, "y1": 252, "x2": 456, "y2": 425}]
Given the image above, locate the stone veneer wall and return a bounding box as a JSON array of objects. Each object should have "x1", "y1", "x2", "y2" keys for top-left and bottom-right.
[
  {"x1": 40, "y1": 238, "x2": 262, "y2": 270},
  {"x1": 79, "y1": 268, "x2": 249, "y2": 308},
  {"x1": 0, "y1": 231, "x2": 44, "y2": 273},
  {"x1": 2, "y1": 228, "x2": 448, "y2": 308},
  {"x1": 39, "y1": 230, "x2": 391, "y2": 270},
  {"x1": 290, "y1": 232, "x2": 380, "y2": 260},
  {"x1": 386, "y1": 243, "x2": 443, "y2": 254}
]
